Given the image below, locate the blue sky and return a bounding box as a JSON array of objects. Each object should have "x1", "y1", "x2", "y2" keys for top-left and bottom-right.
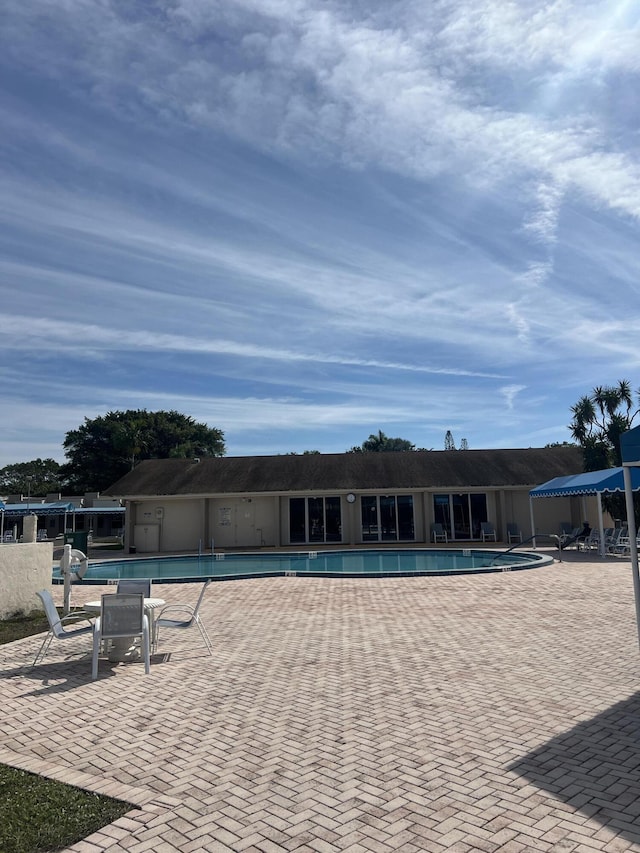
[{"x1": 2, "y1": 0, "x2": 640, "y2": 467}]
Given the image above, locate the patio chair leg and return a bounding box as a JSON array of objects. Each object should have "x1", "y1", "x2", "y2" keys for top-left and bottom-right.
[
  {"x1": 32, "y1": 632, "x2": 53, "y2": 667},
  {"x1": 92, "y1": 628, "x2": 101, "y2": 680},
  {"x1": 143, "y1": 619, "x2": 150, "y2": 674},
  {"x1": 196, "y1": 619, "x2": 214, "y2": 655}
]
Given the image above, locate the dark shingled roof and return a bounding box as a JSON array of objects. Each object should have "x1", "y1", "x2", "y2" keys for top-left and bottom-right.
[{"x1": 106, "y1": 447, "x2": 583, "y2": 497}]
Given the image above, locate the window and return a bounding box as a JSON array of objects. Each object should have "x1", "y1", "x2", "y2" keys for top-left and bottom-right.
[
  {"x1": 290, "y1": 498, "x2": 306, "y2": 543},
  {"x1": 433, "y1": 493, "x2": 488, "y2": 540},
  {"x1": 289, "y1": 497, "x2": 342, "y2": 544},
  {"x1": 361, "y1": 495, "x2": 414, "y2": 542}
]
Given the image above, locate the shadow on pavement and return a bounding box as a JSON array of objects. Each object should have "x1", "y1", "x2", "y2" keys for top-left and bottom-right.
[{"x1": 510, "y1": 691, "x2": 640, "y2": 844}]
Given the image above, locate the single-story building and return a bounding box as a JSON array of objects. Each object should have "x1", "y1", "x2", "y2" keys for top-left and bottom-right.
[
  {"x1": 0, "y1": 493, "x2": 125, "y2": 542},
  {"x1": 106, "y1": 446, "x2": 598, "y2": 553}
]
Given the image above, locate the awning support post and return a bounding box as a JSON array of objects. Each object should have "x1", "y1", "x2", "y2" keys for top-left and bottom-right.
[
  {"x1": 623, "y1": 466, "x2": 640, "y2": 651},
  {"x1": 529, "y1": 497, "x2": 536, "y2": 549},
  {"x1": 597, "y1": 494, "x2": 605, "y2": 558}
]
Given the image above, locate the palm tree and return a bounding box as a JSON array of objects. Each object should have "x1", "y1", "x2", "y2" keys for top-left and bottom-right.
[{"x1": 570, "y1": 380, "x2": 639, "y2": 468}]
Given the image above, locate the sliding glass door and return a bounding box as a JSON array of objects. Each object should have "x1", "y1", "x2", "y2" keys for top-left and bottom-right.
[
  {"x1": 289, "y1": 497, "x2": 342, "y2": 544},
  {"x1": 361, "y1": 495, "x2": 414, "y2": 542},
  {"x1": 433, "y1": 493, "x2": 488, "y2": 540}
]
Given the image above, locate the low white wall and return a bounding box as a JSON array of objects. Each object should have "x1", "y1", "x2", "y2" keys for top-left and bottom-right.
[{"x1": 0, "y1": 542, "x2": 53, "y2": 619}]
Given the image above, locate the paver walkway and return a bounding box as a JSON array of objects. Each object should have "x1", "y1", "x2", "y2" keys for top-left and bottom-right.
[{"x1": 2, "y1": 551, "x2": 640, "y2": 852}]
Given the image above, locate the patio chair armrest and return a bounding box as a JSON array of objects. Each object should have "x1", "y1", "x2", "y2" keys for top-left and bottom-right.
[
  {"x1": 155, "y1": 604, "x2": 196, "y2": 619},
  {"x1": 60, "y1": 610, "x2": 94, "y2": 626}
]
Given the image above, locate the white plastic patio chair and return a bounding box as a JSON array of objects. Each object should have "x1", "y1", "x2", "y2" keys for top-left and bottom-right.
[
  {"x1": 153, "y1": 580, "x2": 213, "y2": 655},
  {"x1": 609, "y1": 527, "x2": 630, "y2": 555},
  {"x1": 560, "y1": 527, "x2": 581, "y2": 548},
  {"x1": 430, "y1": 523, "x2": 448, "y2": 544},
  {"x1": 117, "y1": 578, "x2": 151, "y2": 596},
  {"x1": 480, "y1": 522, "x2": 497, "y2": 542},
  {"x1": 506, "y1": 523, "x2": 522, "y2": 544},
  {"x1": 579, "y1": 529, "x2": 600, "y2": 552},
  {"x1": 92, "y1": 593, "x2": 150, "y2": 680},
  {"x1": 606, "y1": 527, "x2": 628, "y2": 555},
  {"x1": 32, "y1": 589, "x2": 94, "y2": 667}
]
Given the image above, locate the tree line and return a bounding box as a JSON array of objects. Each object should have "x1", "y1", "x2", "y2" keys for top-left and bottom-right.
[
  {"x1": 1, "y1": 381, "x2": 638, "y2": 500},
  {"x1": 1, "y1": 410, "x2": 226, "y2": 495}
]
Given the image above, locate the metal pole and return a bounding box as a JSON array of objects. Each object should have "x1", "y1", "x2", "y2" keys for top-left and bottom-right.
[
  {"x1": 529, "y1": 497, "x2": 536, "y2": 549},
  {"x1": 597, "y1": 494, "x2": 605, "y2": 558},
  {"x1": 61, "y1": 544, "x2": 72, "y2": 616},
  {"x1": 623, "y1": 466, "x2": 640, "y2": 650}
]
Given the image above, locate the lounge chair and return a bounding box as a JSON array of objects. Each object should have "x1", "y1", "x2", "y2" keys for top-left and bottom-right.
[
  {"x1": 32, "y1": 589, "x2": 94, "y2": 667},
  {"x1": 607, "y1": 527, "x2": 629, "y2": 555},
  {"x1": 560, "y1": 527, "x2": 581, "y2": 548},
  {"x1": 578, "y1": 529, "x2": 600, "y2": 551},
  {"x1": 480, "y1": 522, "x2": 497, "y2": 542}
]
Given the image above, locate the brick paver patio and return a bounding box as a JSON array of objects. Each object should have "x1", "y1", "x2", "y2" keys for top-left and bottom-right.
[{"x1": 2, "y1": 550, "x2": 640, "y2": 852}]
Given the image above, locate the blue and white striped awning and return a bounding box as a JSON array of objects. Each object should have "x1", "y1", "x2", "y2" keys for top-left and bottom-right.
[
  {"x1": 1, "y1": 501, "x2": 76, "y2": 517},
  {"x1": 530, "y1": 466, "x2": 640, "y2": 498},
  {"x1": 621, "y1": 425, "x2": 640, "y2": 465}
]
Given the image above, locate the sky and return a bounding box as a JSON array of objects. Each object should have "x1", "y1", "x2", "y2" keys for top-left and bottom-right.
[{"x1": 1, "y1": 0, "x2": 640, "y2": 467}]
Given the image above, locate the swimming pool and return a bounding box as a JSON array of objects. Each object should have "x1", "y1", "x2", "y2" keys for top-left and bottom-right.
[{"x1": 53, "y1": 548, "x2": 553, "y2": 584}]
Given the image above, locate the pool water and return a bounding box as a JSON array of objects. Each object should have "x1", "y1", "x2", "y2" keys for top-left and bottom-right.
[{"x1": 53, "y1": 548, "x2": 552, "y2": 584}]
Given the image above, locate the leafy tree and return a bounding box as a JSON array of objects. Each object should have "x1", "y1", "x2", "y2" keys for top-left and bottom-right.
[
  {"x1": 347, "y1": 430, "x2": 415, "y2": 452},
  {"x1": 0, "y1": 459, "x2": 63, "y2": 497},
  {"x1": 61, "y1": 410, "x2": 225, "y2": 493},
  {"x1": 112, "y1": 418, "x2": 148, "y2": 471}
]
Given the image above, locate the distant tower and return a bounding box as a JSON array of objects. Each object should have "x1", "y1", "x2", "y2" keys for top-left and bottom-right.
[
  {"x1": 444, "y1": 430, "x2": 456, "y2": 451},
  {"x1": 459, "y1": 438, "x2": 469, "y2": 450}
]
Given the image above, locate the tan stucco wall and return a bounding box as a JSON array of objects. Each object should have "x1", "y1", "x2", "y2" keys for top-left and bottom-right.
[
  {"x1": 209, "y1": 497, "x2": 278, "y2": 548},
  {"x1": 0, "y1": 542, "x2": 53, "y2": 618},
  {"x1": 124, "y1": 487, "x2": 608, "y2": 552},
  {"x1": 528, "y1": 494, "x2": 606, "y2": 538},
  {"x1": 131, "y1": 499, "x2": 203, "y2": 552}
]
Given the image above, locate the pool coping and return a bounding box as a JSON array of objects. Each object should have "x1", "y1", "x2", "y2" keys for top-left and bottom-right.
[{"x1": 53, "y1": 547, "x2": 556, "y2": 584}]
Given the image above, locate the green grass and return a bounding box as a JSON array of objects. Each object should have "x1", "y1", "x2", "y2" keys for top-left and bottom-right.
[
  {"x1": 0, "y1": 612, "x2": 133, "y2": 853},
  {"x1": 0, "y1": 610, "x2": 50, "y2": 644},
  {"x1": 0, "y1": 765, "x2": 131, "y2": 853},
  {"x1": 0, "y1": 608, "x2": 91, "y2": 644}
]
